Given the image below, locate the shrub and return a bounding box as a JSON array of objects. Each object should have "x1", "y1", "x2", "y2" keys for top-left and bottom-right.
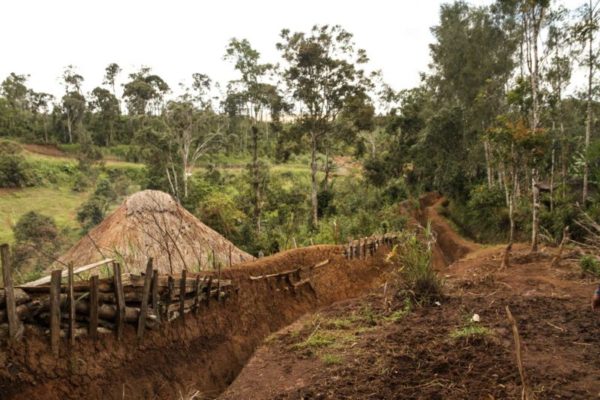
[
  {"x1": 13, "y1": 211, "x2": 58, "y2": 244},
  {"x1": 0, "y1": 142, "x2": 33, "y2": 188},
  {"x1": 580, "y1": 255, "x2": 600, "y2": 277},
  {"x1": 388, "y1": 225, "x2": 443, "y2": 304}
]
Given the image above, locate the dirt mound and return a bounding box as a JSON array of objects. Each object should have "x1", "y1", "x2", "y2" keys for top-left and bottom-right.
[
  {"x1": 55, "y1": 190, "x2": 253, "y2": 275},
  {"x1": 221, "y1": 245, "x2": 600, "y2": 399}
]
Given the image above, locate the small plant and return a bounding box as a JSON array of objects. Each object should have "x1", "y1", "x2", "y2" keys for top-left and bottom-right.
[
  {"x1": 321, "y1": 354, "x2": 343, "y2": 366},
  {"x1": 450, "y1": 324, "x2": 492, "y2": 341},
  {"x1": 388, "y1": 224, "x2": 443, "y2": 304},
  {"x1": 385, "y1": 298, "x2": 412, "y2": 323},
  {"x1": 580, "y1": 255, "x2": 600, "y2": 277},
  {"x1": 294, "y1": 332, "x2": 336, "y2": 350}
]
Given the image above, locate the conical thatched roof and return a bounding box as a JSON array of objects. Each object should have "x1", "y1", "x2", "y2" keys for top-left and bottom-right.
[{"x1": 57, "y1": 190, "x2": 254, "y2": 274}]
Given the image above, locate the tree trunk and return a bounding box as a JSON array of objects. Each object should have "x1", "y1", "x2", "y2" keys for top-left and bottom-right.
[
  {"x1": 251, "y1": 125, "x2": 262, "y2": 234},
  {"x1": 484, "y1": 140, "x2": 493, "y2": 188},
  {"x1": 310, "y1": 133, "x2": 319, "y2": 228},
  {"x1": 531, "y1": 169, "x2": 540, "y2": 252},
  {"x1": 584, "y1": 0, "x2": 593, "y2": 205}
]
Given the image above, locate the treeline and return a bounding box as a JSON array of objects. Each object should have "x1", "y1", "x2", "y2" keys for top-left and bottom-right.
[
  {"x1": 2, "y1": 1, "x2": 600, "y2": 256},
  {"x1": 365, "y1": 0, "x2": 600, "y2": 245}
]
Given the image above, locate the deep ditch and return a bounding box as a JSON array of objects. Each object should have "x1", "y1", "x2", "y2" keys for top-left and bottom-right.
[{"x1": 0, "y1": 244, "x2": 394, "y2": 400}]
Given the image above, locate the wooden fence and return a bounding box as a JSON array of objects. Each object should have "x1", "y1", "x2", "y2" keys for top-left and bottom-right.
[{"x1": 0, "y1": 233, "x2": 399, "y2": 355}]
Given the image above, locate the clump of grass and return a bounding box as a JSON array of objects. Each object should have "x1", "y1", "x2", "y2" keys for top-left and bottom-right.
[
  {"x1": 580, "y1": 255, "x2": 600, "y2": 277},
  {"x1": 294, "y1": 332, "x2": 337, "y2": 349},
  {"x1": 450, "y1": 324, "x2": 492, "y2": 340},
  {"x1": 321, "y1": 354, "x2": 343, "y2": 366},
  {"x1": 385, "y1": 298, "x2": 412, "y2": 323},
  {"x1": 387, "y1": 223, "x2": 443, "y2": 304}
]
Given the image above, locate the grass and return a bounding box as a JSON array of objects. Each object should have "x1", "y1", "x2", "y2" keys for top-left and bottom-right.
[
  {"x1": 0, "y1": 186, "x2": 89, "y2": 244},
  {"x1": 320, "y1": 354, "x2": 343, "y2": 366},
  {"x1": 450, "y1": 324, "x2": 493, "y2": 340}
]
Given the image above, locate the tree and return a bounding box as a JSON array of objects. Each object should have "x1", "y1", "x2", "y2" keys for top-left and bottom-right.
[
  {"x1": 277, "y1": 24, "x2": 371, "y2": 227},
  {"x1": 103, "y1": 63, "x2": 122, "y2": 98},
  {"x1": 61, "y1": 65, "x2": 85, "y2": 143},
  {"x1": 225, "y1": 38, "x2": 284, "y2": 234},
  {"x1": 573, "y1": 0, "x2": 600, "y2": 205},
  {"x1": 89, "y1": 87, "x2": 120, "y2": 145},
  {"x1": 123, "y1": 67, "x2": 169, "y2": 115}
]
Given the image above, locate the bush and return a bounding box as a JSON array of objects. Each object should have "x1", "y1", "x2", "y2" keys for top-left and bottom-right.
[
  {"x1": 0, "y1": 142, "x2": 33, "y2": 188},
  {"x1": 388, "y1": 225, "x2": 443, "y2": 304},
  {"x1": 580, "y1": 255, "x2": 600, "y2": 277},
  {"x1": 13, "y1": 211, "x2": 58, "y2": 244}
]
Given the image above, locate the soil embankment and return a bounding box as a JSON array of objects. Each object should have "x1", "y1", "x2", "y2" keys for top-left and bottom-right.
[
  {"x1": 220, "y1": 197, "x2": 600, "y2": 399},
  {"x1": 0, "y1": 245, "x2": 394, "y2": 400}
]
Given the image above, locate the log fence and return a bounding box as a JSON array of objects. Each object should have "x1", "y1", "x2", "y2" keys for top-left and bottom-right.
[{"x1": 0, "y1": 232, "x2": 399, "y2": 355}]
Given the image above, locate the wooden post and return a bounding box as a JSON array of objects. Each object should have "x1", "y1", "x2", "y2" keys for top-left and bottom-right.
[
  {"x1": 192, "y1": 275, "x2": 201, "y2": 314},
  {"x1": 67, "y1": 263, "x2": 75, "y2": 346},
  {"x1": 212, "y1": 248, "x2": 216, "y2": 270},
  {"x1": 205, "y1": 276, "x2": 213, "y2": 306},
  {"x1": 166, "y1": 276, "x2": 174, "y2": 321},
  {"x1": 50, "y1": 270, "x2": 62, "y2": 356},
  {"x1": 217, "y1": 263, "x2": 222, "y2": 302},
  {"x1": 89, "y1": 275, "x2": 99, "y2": 340},
  {"x1": 137, "y1": 258, "x2": 153, "y2": 339},
  {"x1": 228, "y1": 246, "x2": 232, "y2": 267},
  {"x1": 151, "y1": 269, "x2": 159, "y2": 322},
  {"x1": 179, "y1": 269, "x2": 187, "y2": 321},
  {"x1": 113, "y1": 263, "x2": 126, "y2": 341},
  {"x1": 1, "y1": 244, "x2": 18, "y2": 342}
]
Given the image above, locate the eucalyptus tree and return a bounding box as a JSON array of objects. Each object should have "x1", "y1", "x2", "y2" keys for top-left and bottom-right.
[
  {"x1": 61, "y1": 65, "x2": 86, "y2": 143},
  {"x1": 103, "y1": 63, "x2": 122, "y2": 98},
  {"x1": 162, "y1": 75, "x2": 224, "y2": 200},
  {"x1": 89, "y1": 87, "x2": 120, "y2": 145},
  {"x1": 572, "y1": 0, "x2": 600, "y2": 204},
  {"x1": 277, "y1": 24, "x2": 371, "y2": 227},
  {"x1": 224, "y1": 38, "x2": 284, "y2": 233},
  {"x1": 122, "y1": 67, "x2": 169, "y2": 115}
]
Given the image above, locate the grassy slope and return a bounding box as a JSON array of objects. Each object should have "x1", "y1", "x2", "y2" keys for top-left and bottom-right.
[{"x1": 0, "y1": 186, "x2": 89, "y2": 243}]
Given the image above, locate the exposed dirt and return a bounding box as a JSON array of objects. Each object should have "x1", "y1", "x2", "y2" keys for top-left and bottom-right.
[
  {"x1": 0, "y1": 245, "x2": 394, "y2": 400},
  {"x1": 220, "y1": 202, "x2": 600, "y2": 399},
  {"x1": 20, "y1": 143, "x2": 66, "y2": 158}
]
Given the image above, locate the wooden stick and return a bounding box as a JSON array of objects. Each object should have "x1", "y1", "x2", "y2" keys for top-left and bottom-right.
[
  {"x1": 212, "y1": 248, "x2": 216, "y2": 270},
  {"x1": 551, "y1": 226, "x2": 569, "y2": 267},
  {"x1": 166, "y1": 275, "x2": 174, "y2": 321},
  {"x1": 137, "y1": 258, "x2": 153, "y2": 339},
  {"x1": 500, "y1": 242, "x2": 513, "y2": 270},
  {"x1": 20, "y1": 258, "x2": 114, "y2": 287},
  {"x1": 506, "y1": 306, "x2": 533, "y2": 400},
  {"x1": 205, "y1": 277, "x2": 213, "y2": 306},
  {"x1": 1, "y1": 244, "x2": 18, "y2": 342},
  {"x1": 50, "y1": 270, "x2": 62, "y2": 356},
  {"x1": 113, "y1": 263, "x2": 126, "y2": 341},
  {"x1": 89, "y1": 275, "x2": 99, "y2": 340},
  {"x1": 151, "y1": 269, "x2": 159, "y2": 323},
  {"x1": 179, "y1": 269, "x2": 187, "y2": 321},
  {"x1": 217, "y1": 263, "x2": 221, "y2": 302},
  {"x1": 192, "y1": 275, "x2": 201, "y2": 314},
  {"x1": 68, "y1": 263, "x2": 75, "y2": 346}
]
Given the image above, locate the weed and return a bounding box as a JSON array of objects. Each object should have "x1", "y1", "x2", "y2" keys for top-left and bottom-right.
[
  {"x1": 321, "y1": 354, "x2": 343, "y2": 366},
  {"x1": 580, "y1": 255, "x2": 600, "y2": 277},
  {"x1": 450, "y1": 324, "x2": 492, "y2": 340}
]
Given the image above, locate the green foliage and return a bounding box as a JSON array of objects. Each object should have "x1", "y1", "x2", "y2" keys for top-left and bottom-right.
[
  {"x1": 580, "y1": 255, "x2": 600, "y2": 277},
  {"x1": 388, "y1": 227, "x2": 443, "y2": 304},
  {"x1": 0, "y1": 142, "x2": 33, "y2": 188},
  {"x1": 13, "y1": 211, "x2": 58, "y2": 244},
  {"x1": 450, "y1": 324, "x2": 492, "y2": 341},
  {"x1": 12, "y1": 211, "x2": 61, "y2": 274}
]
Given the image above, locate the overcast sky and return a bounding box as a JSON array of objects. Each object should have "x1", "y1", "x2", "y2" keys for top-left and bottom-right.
[{"x1": 0, "y1": 0, "x2": 585, "y2": 100}]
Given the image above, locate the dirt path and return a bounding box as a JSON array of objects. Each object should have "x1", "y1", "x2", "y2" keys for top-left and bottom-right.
[{"x1": 220, "y1": 198, "x2": 600, "y2": 399}]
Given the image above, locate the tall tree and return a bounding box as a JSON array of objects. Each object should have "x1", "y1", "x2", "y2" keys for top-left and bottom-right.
[
  {"x1": 277, "y1": 24, "x2": 371, "y2": 227},
  {"x1": 573, "y1": 0, "x2": 600, "y2": 205},
  {"x1": 61, "y1": 65, "x2": 85, "y2": 143},
  {"x1": 123, "y1": 67, "x2": 169, "y2": 115},
  {"x1": 225, "y1": 38, "x2": 283, "y2": 234}
]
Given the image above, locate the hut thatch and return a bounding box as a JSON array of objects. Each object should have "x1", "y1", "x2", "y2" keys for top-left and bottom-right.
[{"x1": 56, "y1": 190, "x2": 254, "y2": 274}]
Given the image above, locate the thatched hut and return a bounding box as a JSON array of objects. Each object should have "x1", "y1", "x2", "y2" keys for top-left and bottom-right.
[{"x1": 57, "y1": 190, "x2": 254, "y2": 274}]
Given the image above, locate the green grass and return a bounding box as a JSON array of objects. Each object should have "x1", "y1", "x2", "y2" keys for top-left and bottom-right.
[
  {"x1": 320, "y1": 354, "x2": 343, "y2": 366},
  {"x1": 450, "y1": 324, "x2": 492, "y2": 340},
  {"x1": 0, "y1": 186, "x2": 89, "y2": 244}
]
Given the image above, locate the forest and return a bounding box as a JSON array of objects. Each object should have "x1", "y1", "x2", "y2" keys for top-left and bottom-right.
[{"x1": 1, "y1": 0, "x2": 599, "y2": 282}]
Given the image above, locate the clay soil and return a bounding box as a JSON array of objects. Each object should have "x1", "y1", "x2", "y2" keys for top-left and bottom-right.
[{"x1": 221, "y1": 198, "x2": 600, "y2": 400}]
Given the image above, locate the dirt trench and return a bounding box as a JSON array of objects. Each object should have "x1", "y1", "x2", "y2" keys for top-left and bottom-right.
[{"x1": 0, "y1": 245, "x2": 394, "y2": 400}]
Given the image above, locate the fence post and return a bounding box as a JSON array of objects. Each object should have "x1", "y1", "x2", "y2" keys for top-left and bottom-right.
[
  {"x1": 151, "y1": 269, "x2": 159, "y2": 323},
  {"x1": 67, "y1": 263, "x2": 75, "y2": 346},
  {"x1": 50, "y1": 270, "x2": 62, "y2": 356},
  {"x1": 166, "y1": 276, "x2": 174, "y2": 321},
  {"x1": 179, "y1": 269, "x2": 187, "y2": 321},
  {"x1": 113, "y1": 263, "x2": 126, "y2": 341},
  {"x1": 192, "y1": 275, "x2": 201, "y2": 314},
  {"x1": 1, "y1": 244, "x2": 18, "y2": 343},
  {"x1": 217, "y1": 263, "x2": 222, "y2": 302},
  {"x1": 89, "y1": 275, "x2": 99, "y2": 340},
  {"x1": 212, "y1": 248, "x2": 216, "y2": 270},
  {"x1": 137, "y1": 258, "x2": 153, "y2": 339},
  {"x1": 205, "y1": 276, "x2": 213, "y2": 306}
]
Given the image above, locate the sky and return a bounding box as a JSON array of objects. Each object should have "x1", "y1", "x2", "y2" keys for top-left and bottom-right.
[{"x1": 0, "y1": 0, "x2": 586, "y2": 100}]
